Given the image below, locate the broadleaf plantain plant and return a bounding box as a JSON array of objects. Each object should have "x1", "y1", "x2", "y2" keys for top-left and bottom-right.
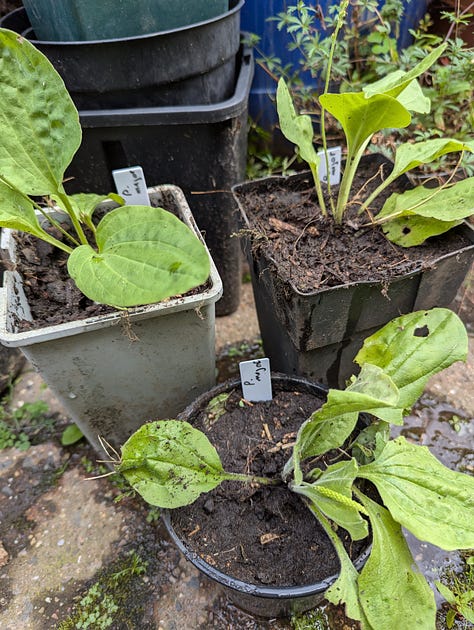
[
  {"x1": 116, "y1": 308, "x2": 474, "y2": 629},
  {"x1": 0, "y1": 29, "x2": 210, "y2": 308},
  {"x1": 276, "y1": 0, "x2": 474, "y2": 246}
]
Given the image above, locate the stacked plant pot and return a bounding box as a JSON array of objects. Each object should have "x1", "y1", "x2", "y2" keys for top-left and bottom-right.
[{"x1": 1, "y1": 0, "x2": 251, "y2": 315}]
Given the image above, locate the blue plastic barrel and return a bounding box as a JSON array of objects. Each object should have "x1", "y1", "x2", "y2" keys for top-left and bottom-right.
[{"x1": 241, "y1": 0, "x2": 429, "y2": 129}]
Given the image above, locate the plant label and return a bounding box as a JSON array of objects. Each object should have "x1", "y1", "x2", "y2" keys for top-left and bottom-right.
[
  {"x1": 239, "y1": 358, "x2": 273, "y2": 401},
  {"x1": 112, "y1": 166, "x2": 150, "y2": 205},
  {"x1": 318, "y1": 146, "x2": 342, "y2": 186}
]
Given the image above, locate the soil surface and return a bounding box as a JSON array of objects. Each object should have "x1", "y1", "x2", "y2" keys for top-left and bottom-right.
[
  {"x1": 236, "y1": 157, "x2": 472, "y2": 293},
  {"x1": 171, "y1": 382, "x2": 367, "y2": 588}
]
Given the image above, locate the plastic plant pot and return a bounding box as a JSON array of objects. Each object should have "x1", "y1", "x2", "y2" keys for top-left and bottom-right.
[
  {"x1": 0, "y1": 186, "x2": 222, "y2": 454},
  {"x1": 233, "y1": 161, "x2": 474, "y2": 388},
  {"x1": 22, "y1": 0, "x2": 229, "y2": 41},
  {"x1": 0, "y1": 2, "x2": 243, "y2": 109},
  {"x1": 162, "y1": 373, "x2": 371, "y2": 619},
  {"x1": 59, "y1": 46, "x2": 253, "y2": 316}
]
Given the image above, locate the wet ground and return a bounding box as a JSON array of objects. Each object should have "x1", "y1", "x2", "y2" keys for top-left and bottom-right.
[{"x1": 0, "y1": 276, "x2": 472, "y2": 630}]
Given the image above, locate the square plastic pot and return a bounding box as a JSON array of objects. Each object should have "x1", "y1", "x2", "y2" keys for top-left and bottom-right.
[
  {"x1": 234, "y1": 172, "x2": 474, "y2": 388},
  {"x1": 0, "y1": 186, "x2": 222, "y2": 453},
  {"x1": 56, "y1": 46, "x2": 253, "y2": 316}
]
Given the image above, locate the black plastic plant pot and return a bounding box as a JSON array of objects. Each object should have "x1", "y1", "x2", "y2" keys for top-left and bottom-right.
[
  {"x1": 51, "y1": 46, "x2": 253, "y2": 316},
  {"x1": 162, "y1": 373, "x2": 370, "y2": 619},
  {"x1": 0, "y1": 1, "x2": 243, "y2": 109},
  {"x1": 233, "y1": 166, "x2": 474, "y2": 387}
]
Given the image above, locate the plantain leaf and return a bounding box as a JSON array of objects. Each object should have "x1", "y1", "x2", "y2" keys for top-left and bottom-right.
[
  {"x1": 358, "y1": 437, "x2": 474, "y2": 550},
  {"x1": 67, "y1": 205, "x2": 210, "y2": 307},
  {"x1": 295, "y1": 363, "x2": 399, "y2": 467},
  {"x1": 276, "y1": 78, "x2": 319, "y2": 167},
  {"x1": 378, "y1": 177, "x2": 474, "y2": 246},
  {"x1": 364, "y1": 71, "x2": 430, "y2": 113},
  {"x1": 389, "y1": 139, "x2": 473, "y2": 178},
  {"x1": 0, "y1": 29, "x2": 81, "y2": 196},
  {"x1": 354, "y1": 309, "x2": 468, "y2": 411},
  {"x1": 357, "y1": 492, "x2": 436, "y2": 630},
  {"x1": 319, "y1": 92, "x2": 411, "y2": 155},
  {"x1": 118, "y1": 420, "x2": 227, "y2": 508}
]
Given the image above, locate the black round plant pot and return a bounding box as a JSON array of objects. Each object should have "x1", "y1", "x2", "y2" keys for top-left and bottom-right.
[
  {"x1": 0, "y1": 1, "x2": 243, "y2": 109},
  {"x1": 162, "y1": 373, "x2": 370, "y2": 619}
]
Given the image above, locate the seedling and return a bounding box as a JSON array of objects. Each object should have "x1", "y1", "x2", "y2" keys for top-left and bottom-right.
[
  {"x1": 115, "y1": 308, "x2": 474, "y2": 629},
  {"x1": 276, "y1": 0, "x2": 474, "y2": 246},
  {"x1": 0, "y1": 29, "x2": 209, "y2": 308}
]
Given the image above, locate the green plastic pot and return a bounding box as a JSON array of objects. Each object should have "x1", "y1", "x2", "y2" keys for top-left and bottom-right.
[{"x1": 22, "y1": 0, "x2": 229, "y2": 41}]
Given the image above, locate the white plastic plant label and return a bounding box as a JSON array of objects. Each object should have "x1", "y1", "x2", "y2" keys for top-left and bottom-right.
[
  {"x1": 239, "y1": 358, "x2": 272, "y2": 402},
  {"x1": 112, "y1": 166, "x2": 150, "y2": 205},
  {"x1": 318, "y1": 146, "x2": 342, "y2": 186}
]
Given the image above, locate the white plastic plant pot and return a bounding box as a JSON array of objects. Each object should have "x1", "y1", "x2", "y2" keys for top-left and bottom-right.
[{"x1": 0, "y1": 186, "x2": 222, "y2": 453}]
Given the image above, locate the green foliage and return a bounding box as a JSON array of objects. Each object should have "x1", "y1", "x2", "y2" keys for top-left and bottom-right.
[
  {"x1": 256, "y1": 1, "x2": 474, "y2": 242},
  {"x1": 291, "y1": 608, "x2": 330, "y2": 629},
  {"x1": 0, "y1": 400, "x2": 53, "y2": 450},
  {"x1": 61, "y1": 424, "x2": 84, "y2": 446},
  {"x1": 0, "y1": 29, "x2": 209, "y2": 308},
  {"x1": 436, "y1": 554, "x2": 474, "y2": 628},
  {"x1": 276, "y1": 42, "x2": 474, "y2": 235},
  {"x1": 0, "y1": 420, "x2": 30, "y2": 450},
  {"x1": 58, "y1": 551, "x2": 147, "y2": 630},
  {"x1": 116, "y1": 308, "x2": 473, "y2": 629}
]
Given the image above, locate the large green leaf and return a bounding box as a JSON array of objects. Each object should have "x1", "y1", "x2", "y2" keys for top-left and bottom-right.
[
  {"x1": 293, "y1": 459, "x2": 368, "y2": 540},
  {"x1": 294, "y1": 363, "x2": 399, "y2": 465},
  {"x1": 358, "y1": 437, "x2": 474, "y2": 550},
  {"x1": 67, "y1": 205, "x2": 210, "y2": 307},
  {"x1": 378, "y1": 177, "x2": 474, "y2": 246},
  {"x1": 357, "y1": 492, "x2": 436, "y2": 630},
  {"x1": 0, "y1": 29, "x2": 81, "y2": 195},
  {"x1": 354, "y1": 309, "x2": 468, "y2": 411},
  {"x1": 381, "y1": 213, "x2": 461, "y2": 247},
  {"x1": 276, "y1": 78, "x2": 319, "y2": 166},
  {"x1": 319, "y1": 92, "x2": 411, "y2": 155},
  {"x1": 118, "y1": 420, "x2": 227, "y2": 508}
]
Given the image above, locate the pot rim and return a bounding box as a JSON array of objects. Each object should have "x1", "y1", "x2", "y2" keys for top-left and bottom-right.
[
  {"x1": 5, "y1": 1, "x2": 244, "y2": 46},
  {"x1": 164, "y1": 373, "x2": 371, "y2": 599}
]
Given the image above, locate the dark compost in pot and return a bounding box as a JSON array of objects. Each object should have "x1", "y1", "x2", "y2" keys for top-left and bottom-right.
[
  {"x1": 164, "y1": 374, "x2": 370, "y2": 618},
  {"x1": 236, "y1": 155, "x2": 471, "y2": 292}
]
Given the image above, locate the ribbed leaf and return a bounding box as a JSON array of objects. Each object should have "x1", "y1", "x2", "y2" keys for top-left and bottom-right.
[
  {"x1": 118, "y1": 420, "x2": 226, "y2": 508},
  {"x1": 359, "y1": 437, "x2": 474, "y2": 550},
  {"x1": 67, "y1": 205, "x2": 210, "y2": 307},
  {"x1": 357, "y1": 492, "x2": 436, "y2": 630},
  {"x1": 0, "y1": 29, "x2": 81, "y2": 195}
]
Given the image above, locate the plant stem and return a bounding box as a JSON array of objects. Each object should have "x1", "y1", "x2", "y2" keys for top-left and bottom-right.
[
  {"x1": 334, "y1": 139, "x2": 371, "y2": 223},
  {"x1": 320, "y1": 0, "x2": 350, "y2": 219},
  {"x1": 56, "y1": 191, "x2": 89, "y2": 246},
  {"x1": 225, "y1": 471, "x2": 281, "y2": 486}
]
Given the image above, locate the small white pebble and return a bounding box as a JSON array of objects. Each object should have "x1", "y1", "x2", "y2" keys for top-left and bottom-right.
[{"x1": 57, "y1": 539, "x2": 65, "y2": 547}]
